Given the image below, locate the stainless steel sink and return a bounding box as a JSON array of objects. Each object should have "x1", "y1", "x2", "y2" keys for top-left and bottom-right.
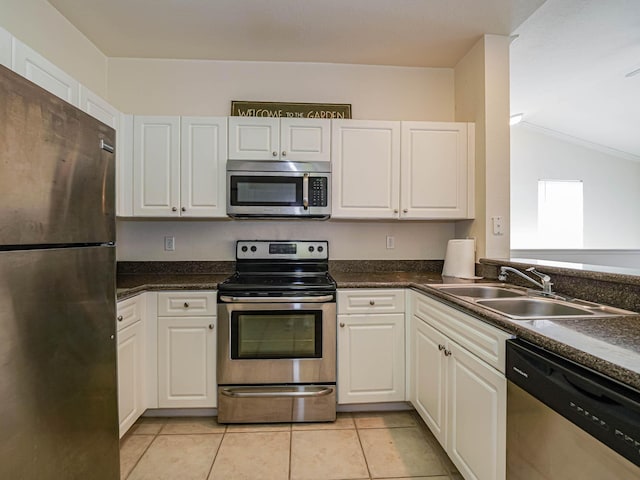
[
  {"x1": 430, "y1": 283, "x2": 637, "y2": 320},
  {"x1": 435, "y1": 285, "x2": 526, "y2": 299},
  {"x1": 476, "y1": 297, "x2": 597, "y2": 319}
]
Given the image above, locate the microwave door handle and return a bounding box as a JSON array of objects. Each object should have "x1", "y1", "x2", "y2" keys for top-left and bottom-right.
[{"x1": 303, "y1": 173, "x2": 309, "y2": 210}]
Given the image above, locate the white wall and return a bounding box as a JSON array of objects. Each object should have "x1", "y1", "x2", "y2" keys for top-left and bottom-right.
[
  {"x1": 0, "y1": 0, "x2": 108, "y2": 97},
  {"x1": 116, "y1": 220, "x2": 455, "y2": 261},
  {"x1": 107, "y1": 58, "x2": 455, "y2": 119},
  {"x1": 511, "y1": 123, "x2": 640, "y2": 249}
]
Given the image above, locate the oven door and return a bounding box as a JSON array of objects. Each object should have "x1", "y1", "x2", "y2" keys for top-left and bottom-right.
[{"x1": 217, "y1": 300, "x2": 336, "y2": 385}]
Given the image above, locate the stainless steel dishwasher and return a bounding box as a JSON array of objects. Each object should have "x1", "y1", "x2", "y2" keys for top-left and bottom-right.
[{"x1": 506, "y1": 338, "x2": 640, "y2": 479}]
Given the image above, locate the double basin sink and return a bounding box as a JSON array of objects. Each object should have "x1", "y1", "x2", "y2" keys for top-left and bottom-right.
[{"x1": 429, "y1": 284, "x2": 636, "y2": 320}]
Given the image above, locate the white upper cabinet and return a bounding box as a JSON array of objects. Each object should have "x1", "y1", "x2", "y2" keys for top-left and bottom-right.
[
  {"x1": 133, "y1": 116, "x2": 181, "y2": 217},
  {"x1": 0, "y1": 27, "x2": 11, "y2": 68},
  {"x1": 79, "y1": 86, "x2": 119, "y2": 129},
  {"x1": 180, "y1": 117, "x2": 228, "y2": 217},
  {"x1": 11, "y1": 38, "x2": 79, "y2": 106},
  {"x1": 331, "y1": 120, "x2": 401, "y2": 219},
  {"x1": 132, "y1": 116, "x2": 227, "y2": 217},
  {"x1": 228, "y1": 116, "x2": 330, "y2": 162},
  {"x1": 332, "y1": 119, "x2": 475, "y2": 220},
  {"x1": 401, "y1": 122, "x2": 474, "y2": 219},
  {"x1": 279, "y1": 118, "x2": 331, "y2": 162}
]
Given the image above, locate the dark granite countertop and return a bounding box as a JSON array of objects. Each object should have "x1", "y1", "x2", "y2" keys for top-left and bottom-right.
[
  {"x1": 116, "y1": 274, "x2": 230, "y2": 301},
  {"x1": 116, "y1": 270, "x2": 640, "y2": 391}
]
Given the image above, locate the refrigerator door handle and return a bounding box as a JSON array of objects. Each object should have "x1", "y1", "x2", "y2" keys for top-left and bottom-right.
[{"x1": 100, "y1": 139, "x2": 115, "y2": 153}]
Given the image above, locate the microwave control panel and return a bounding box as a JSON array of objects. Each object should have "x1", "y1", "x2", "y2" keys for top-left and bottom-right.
[{"x1": 310, "y1": 177, "x2": 328, "y2": 206}]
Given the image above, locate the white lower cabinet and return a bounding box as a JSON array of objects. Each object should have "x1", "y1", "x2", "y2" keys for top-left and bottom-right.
[
  {"x1": 117, "y1": 294, "x2": 147, "y2": 438},
  {"x1": 157, "y1": 292, "x2": 217, "y2": 408},
  {"x1": 409, "y1": 291, "x2": 510, "y2": 480},
  {"x1": 337, "y1": 289, "x2": 405, "y2": 404}
]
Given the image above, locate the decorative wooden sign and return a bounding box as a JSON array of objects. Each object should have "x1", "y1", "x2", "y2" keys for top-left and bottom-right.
[{"x1": 231, "y1": 101, "x2": 352, "y2": 119}]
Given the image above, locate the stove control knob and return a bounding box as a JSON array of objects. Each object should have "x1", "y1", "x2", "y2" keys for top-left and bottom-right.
[
  {"x1": 318, "y1": 246, "x2": 324, "y2": 252},
  {"x1": 241, "y1": 246, "x2": 248, "y2": 252},
  {"x1": 308, "y1": 246, "x2": 315, "y2": 252},
  {"x1": 250, "y1": 246, "x2": 257, "y2": 252}
]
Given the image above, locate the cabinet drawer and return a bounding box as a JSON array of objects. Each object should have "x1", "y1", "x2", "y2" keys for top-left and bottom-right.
[
  {"x1": 157, "y1": 291, "x2": 216, "y2": 316},
  {"x1": 338, "y1": 289, "x2": 405, "y2": 314},
  {"x1": 411, "y1": 291, "x2": 512, "y2": 373},
  {"x1": 116, "y1": 294, "x2": 145, "y2": 331}
]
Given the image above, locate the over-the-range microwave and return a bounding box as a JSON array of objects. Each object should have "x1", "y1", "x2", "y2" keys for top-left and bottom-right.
[{"x1": 226, "y1": 160, "x2": 331, "y2": 219}]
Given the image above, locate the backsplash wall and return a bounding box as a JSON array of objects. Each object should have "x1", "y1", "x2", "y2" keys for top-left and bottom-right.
[{"x1": 116, "y1": 220, "x2": 456, "y2": 261}]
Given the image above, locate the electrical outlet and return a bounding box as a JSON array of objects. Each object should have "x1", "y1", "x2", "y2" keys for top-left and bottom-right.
[
  {"x1": 164, "y1": 236, "x2": 175, "y2": 251},
  {"x1": 492, "y1": 216, "x2": 504, "y2": 236},
  {"x1": 386, "y1": 235, "x2": 395, "y2": 249}
]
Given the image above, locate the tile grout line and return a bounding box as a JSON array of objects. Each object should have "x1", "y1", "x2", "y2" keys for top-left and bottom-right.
[
  {"x1": 123, "y1": 422, "x2": 162, "y2": 480},
  {"x1": 204, "y1": 422, "x2": 226, "y2": 480},
  {"x1": 353, "y1": 419, "x2": 373, "y2": 480},
  {"x1": 288, "y1": 423, "x2": 293, "y2": 480}
]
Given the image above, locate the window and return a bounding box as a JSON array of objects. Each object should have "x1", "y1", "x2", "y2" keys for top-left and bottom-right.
[{"x1": 537, "y1": 180, "x2": 583, "y2": 248}]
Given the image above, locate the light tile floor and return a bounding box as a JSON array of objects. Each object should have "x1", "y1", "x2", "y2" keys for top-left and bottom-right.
[{"x1": 120, "y1": 410, "x2": 462, "y2": 480}]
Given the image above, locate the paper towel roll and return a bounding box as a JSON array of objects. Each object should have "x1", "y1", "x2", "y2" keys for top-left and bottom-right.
[{"x1": 442, "y1": 239, "x2": 477, "y2": 279}]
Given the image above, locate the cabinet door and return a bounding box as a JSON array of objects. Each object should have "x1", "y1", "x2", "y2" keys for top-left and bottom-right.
[
  {"x1": 400, "y1": 122, "x2": 470, "y2": 219},
  {"x1": 331, "y1": 120, "x2": 400, "y2": 218},
  {"x1": 158, "y1": 317, "x2": 217, "y2": 408},
  {"x1": 412, "y1": 316, "x2": 448, "y2": 448},
  {"x1": 228, "y1": 117, "x2": 279, "y2": 160},
  {"x1": 180, "y1": 117, "x2": 227, "y2": 217},
  {"x1": 11, "y1": 39, "x2": 79, "y2": 106},
  {"x1": 133, "y1": 116, "x2": 180, "y2": 216},
  {"x1": 280, "y1": 118, "x2": 331, "y2": 162},
  {"x1": 447, "y1": 339, "x2": 506, "y2": 480},
  {"x1": 0, "y1": 27, "x2": 11, "y2": 68},
  {"x1": 337, "y1": 313, "x2": 405, "y2": 404},
  {"x1": 79, "y1": 86, "x2": 119, "y2": 129},
  {"x1": 117, "y1": 114, "x2": 134, "y2": 217},
  {"x1": 117, "y1": 320, "x2": 145, "y2": 438}
]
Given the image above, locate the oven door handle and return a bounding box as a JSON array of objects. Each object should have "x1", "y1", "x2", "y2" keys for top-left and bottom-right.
[
  {"x1": 219, "y1": 295, "x2": 334, "y2": 303},
  {"x1": 220, "y1": 386, "x2": 334, "y2": 398}
]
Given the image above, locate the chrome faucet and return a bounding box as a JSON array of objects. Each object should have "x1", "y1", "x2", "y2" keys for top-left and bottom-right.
[{"x1": 498, "y1": 266, "x2": 554, "y2": 296}]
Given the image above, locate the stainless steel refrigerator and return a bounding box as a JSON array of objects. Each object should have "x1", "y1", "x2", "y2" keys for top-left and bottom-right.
[{"x1": 0, "y1": 65, "x2": 119, "y2": 479}]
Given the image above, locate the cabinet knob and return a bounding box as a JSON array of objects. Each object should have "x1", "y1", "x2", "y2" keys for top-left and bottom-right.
[
  {"x1": 369, "y1": 300, "x2": 375, "y2": 306},
  {"x1": 444, "y1": 349, "x2": 452, "y2": 357},
  {"x1": 272, "y1": 151, "x2": 278, "y2": 157},
  {"x1": 438, "y1": 344, "x2": 445, "y2": 351},
  {"x1": 181, "y1": 207, "x2": 186, "y2": 212},
  {"x1": 184, "y1": 302, "x2": 189, "y2": 308},
  {"x1": 403, "y1": 208, "x2": 408, "y2": 213},
  {"x1": 209, "y1": 324, "x2": 214, "y2": 330},
  {"x1": 282, "y1": 151, "x2": 287, "y2": 157},
  {"x1": 339, "y1": 322, "x2": 345, "y2": 328},
  {"x1": 172, "y1": 207, "x2": 177, "y2": 212},
  {"x1": 117, "y1": 315, "x2": 123, "y2": 322},
  {"x1": 394, "y1": 209, "x2": 399, "y2": 214}
]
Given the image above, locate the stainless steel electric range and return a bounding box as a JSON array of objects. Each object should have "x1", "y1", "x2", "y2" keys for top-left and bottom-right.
[{"x1": 216, "y1": 240, "x2": 337, "y2": 423}]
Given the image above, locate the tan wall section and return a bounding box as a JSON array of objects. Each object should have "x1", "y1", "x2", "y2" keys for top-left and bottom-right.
[
  {"x1": 0, "y1": 0, "x2": 108, "y2": 96},
  {"x1": 454, "y1": 34, "x2": 510, "y2": 260},
  {"x1": 454, "y1": 37, "x2": 487, "y2": 260},
  {"x1": 107, "y1": 58, "x2": 454, "y2": 119},
  {"x1": 116, "y1": 220, "x2": 455, "y2": 261}
]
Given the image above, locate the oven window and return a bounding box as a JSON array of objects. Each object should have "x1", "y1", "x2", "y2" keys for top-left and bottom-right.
[
  {"x1": 230, "y1": 176, "x2": 302, "y2": 206},
  {"x1": 231, "y1": 310, "x2": 322, "y2": 359}
]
